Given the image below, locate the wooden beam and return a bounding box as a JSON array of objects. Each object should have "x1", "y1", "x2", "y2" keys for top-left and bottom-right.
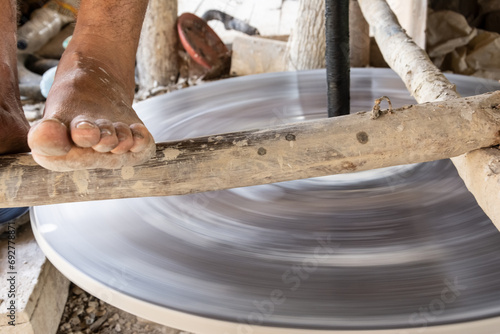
[
  {"x1": 1, "y1": 92, "x2": 500, "y2": 208},
  {"x1": 358, "y1": 0, "x2": 500, "y2": 230},
  {"x1": 136, "y1": 0, "x2": 178, "y2": 92},
  {"x1": 358, "y1": 0, "x2": 459, "y2": 104}
]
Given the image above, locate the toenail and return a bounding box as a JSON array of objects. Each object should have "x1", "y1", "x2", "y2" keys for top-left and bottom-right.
[
  {"x1": 117, "y1": 133, "x2": 128, "y2": 141},
  {"x1": 132, "y1": 130, "x2": 144, "y2": 139},
  {"x1": 75, "y1": 121, "x2": 96, "y2": 129},
  {"x1": 101, "y1": 129, "x2": 113, "y2": 137}
]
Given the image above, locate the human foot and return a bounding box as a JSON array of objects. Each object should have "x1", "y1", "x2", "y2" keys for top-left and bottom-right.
[
  {"x1": 0, "y1": 63, "x2": 30, "y2": 155},
  {"x1": 27, "y1": 48, "x2": 155, "y2": 172}
]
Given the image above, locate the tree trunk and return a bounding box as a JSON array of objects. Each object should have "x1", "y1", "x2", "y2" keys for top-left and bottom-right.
[
  {"x1": 285, "y1": 0, "x2": 370, "y2": 70},
  {"x1": 1, "y1": 92, "x2": 499, "y2": 207},
  {"x1": 285, "y1": 0, "x2": 326, "y2": 70},
  {"x1": 136, "y1": 0, "x2": 178, "y2": 92}
]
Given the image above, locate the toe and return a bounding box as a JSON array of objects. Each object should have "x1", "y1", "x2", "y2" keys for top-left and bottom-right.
[
  {"x1": 70, "y1": 116, "x2": 101, "y2": 148},
  {"x1": 111, "y1": 122, "x2": 134, "y2": 154},
  {"x1": 130, "y1": 123, "x2": 153, "y2": 153},
  {"x1": 92, "y1": 119, "x2": 119, "y2": 152},
  {"x1": 28, "y1": 119, "x2": 71, "y2": 156}
]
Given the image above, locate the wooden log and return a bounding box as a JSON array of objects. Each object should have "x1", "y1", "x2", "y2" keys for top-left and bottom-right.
[
  {"x1": 358, "y1": 0, "x2": 500, "y2": 230},
  {"x1": 1, "y1": 92, "x2": 499, "y2": 208},
  {"x1": 358, "y1": 0, "x2": 460, "y2": 103},
  {"x1": 136, "y1": 0, "x2": 178, "y2": 92}
]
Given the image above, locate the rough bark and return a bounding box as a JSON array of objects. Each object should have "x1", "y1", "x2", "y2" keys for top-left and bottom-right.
[
  {"x1": 136, "y1": 0, "x2": 178, "y2": 91},
  {"x1": 285, "y1": 0, "x2": 371, "y2": 70},
  {"x1": 1, "y1": 92, "x2": 499, "y2": 207},
  {"x1": 358, "y1": 0, "x2": 500, "y2": 231},
  {"x1": 358, "y1": 0, "x2": 459, "y2": 103},
  {"x1": 285, "y1": 0, "x2": 326, "y2": 70}
]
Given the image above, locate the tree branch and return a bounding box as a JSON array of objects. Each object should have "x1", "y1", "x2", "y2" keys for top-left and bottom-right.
[{"x1": 1, "y1": 92, "x2": 499, "y2": 207}]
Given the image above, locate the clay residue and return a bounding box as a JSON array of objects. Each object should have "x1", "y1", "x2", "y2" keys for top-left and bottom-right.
[
  {"x1": 277, "y1": 156, "x2": 284, "y2": 169},
  {"x1": 233, "y1": 139, "x2": 248, "y2": 147},
  {"x1": 341, "y1": 161, "x2": 357, "y2": 172},
  {"x1": 121, "y1": 166, "x2": 135, "y2": 180},
  {"x1": 47, "y1": 173, "x2": 66, "y2": 198},
  {"x1": 161, "y1": 148, "x2": 181, "y2": 161},
  {"x1": 1, "y1": 167, "x2": 24, "y2": 202},
  {"x1": 460, "y1": 107, "x2": 475, "y2": 121},
  {"x1": 73, "y1": 170, "x2": 90, "y2": 195}
]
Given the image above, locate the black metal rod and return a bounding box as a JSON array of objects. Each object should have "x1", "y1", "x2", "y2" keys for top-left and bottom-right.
[{"x1": 325, "y1": 0, "x2": 350, "y2": 117}]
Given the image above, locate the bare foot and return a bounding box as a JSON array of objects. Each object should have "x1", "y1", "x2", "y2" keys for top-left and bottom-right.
[
  {"x1": 28, "y1": 42, "x2": 155, "y2": 172},
  {"x1": 0, "y1": 63, "x2": 30, "y2": 155}
]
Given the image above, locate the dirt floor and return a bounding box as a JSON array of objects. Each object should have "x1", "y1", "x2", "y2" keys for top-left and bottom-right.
[{"x1": 57, "y1": 284, "x2": 193, "y2": 334}]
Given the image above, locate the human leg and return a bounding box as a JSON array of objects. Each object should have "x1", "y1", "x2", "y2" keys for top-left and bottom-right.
[
  {"x1": 27, "y1": 0, "x2": 155, "y2": 171},
  {"x1": 0, "y1": 0, "x2": 30, "y2": 154}
]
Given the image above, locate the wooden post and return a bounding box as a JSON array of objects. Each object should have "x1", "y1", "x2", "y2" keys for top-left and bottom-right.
[
  {"x1": 349, "y1": 0, "x2": 370, "y2": 67},
  {"x1": 325, "y1": 0, "x2": 350, "y2": 117},
  {"x1": 1, "y1": 93, "x2": 500, "y2": 207},
  {"x1": 285, "y1": 0, "x2": 372, "y2": 71},
  {"x1": 136, "y1": 0, "x2": 178, "y2": 92},
  {"x1": 358, "y1": 0, "x2": 500, "y2": 231},
  {"x1": 285, "y1": 0, "x2": 326, "y2": 70}
]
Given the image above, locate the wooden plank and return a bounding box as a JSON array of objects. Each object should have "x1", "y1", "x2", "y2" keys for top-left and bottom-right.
[
  {"x1": 0, "y1": 226, "x2": 70, "y2": 333},
  {"x1": 230, "y1": 35, "x2": 287, "y2": 75},
  {"x1": 1, "y1": 92, "x2": 500, "y2": 208}
]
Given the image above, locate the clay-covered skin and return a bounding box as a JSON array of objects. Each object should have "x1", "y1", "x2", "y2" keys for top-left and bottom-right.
[
  {"x1": 0, "y1": 0, "x2": 154, "y2": 170},
  {"x1": 28, "y1": 0, "x2": 154, "y2": 171},
  {"x1": 28, "y1": 47, "x2": 155, "y2": 171}
]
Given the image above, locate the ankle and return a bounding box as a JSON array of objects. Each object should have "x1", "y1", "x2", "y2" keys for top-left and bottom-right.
[
  {"x1": 63, "y1": 36, "x2": 136, "y2": 92},
  {"x1": 57, "y1": 48, "x2": 136, "y2": 101}
]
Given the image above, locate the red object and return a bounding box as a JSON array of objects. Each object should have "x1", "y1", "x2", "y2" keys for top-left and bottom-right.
[{"x1": 177, "y1": 13, "x2": 229, "y2": 70}]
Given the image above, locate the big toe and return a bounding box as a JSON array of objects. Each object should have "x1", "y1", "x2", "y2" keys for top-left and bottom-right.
[{"x1": 28, "y1": 119, "x2": 71, "y2": 156}]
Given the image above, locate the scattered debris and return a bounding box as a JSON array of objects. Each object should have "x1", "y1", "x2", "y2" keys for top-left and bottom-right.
[{"x1": 57, "y1": 284, "x2": 192, "y2": 334}]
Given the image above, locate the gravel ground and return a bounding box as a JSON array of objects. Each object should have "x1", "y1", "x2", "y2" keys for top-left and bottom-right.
[{"x1": 57, "y1": 284, "x2": 194, "y2": 334}]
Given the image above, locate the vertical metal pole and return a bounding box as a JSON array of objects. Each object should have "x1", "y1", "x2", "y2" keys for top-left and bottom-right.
[{"x1": 325, "y1": 0, "x2": 350, "y2": 117}]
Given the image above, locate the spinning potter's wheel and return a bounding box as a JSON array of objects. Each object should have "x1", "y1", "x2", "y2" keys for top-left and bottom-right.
[{"x1": 32, "y1": 69, "x2": 500, "y2": 333}]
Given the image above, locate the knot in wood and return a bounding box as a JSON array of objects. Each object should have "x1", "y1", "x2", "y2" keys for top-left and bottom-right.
[{"x1": 356, "y1": 132, "x2": 369, "y2": 144}]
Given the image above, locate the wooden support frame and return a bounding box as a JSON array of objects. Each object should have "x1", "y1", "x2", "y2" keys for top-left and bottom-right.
[
  {"x1": 1, "y1": 92, "x2": 500, "y2": 207},
  {"x1": 358, "y1": 0, "x2": 500, "y2": 231}
]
